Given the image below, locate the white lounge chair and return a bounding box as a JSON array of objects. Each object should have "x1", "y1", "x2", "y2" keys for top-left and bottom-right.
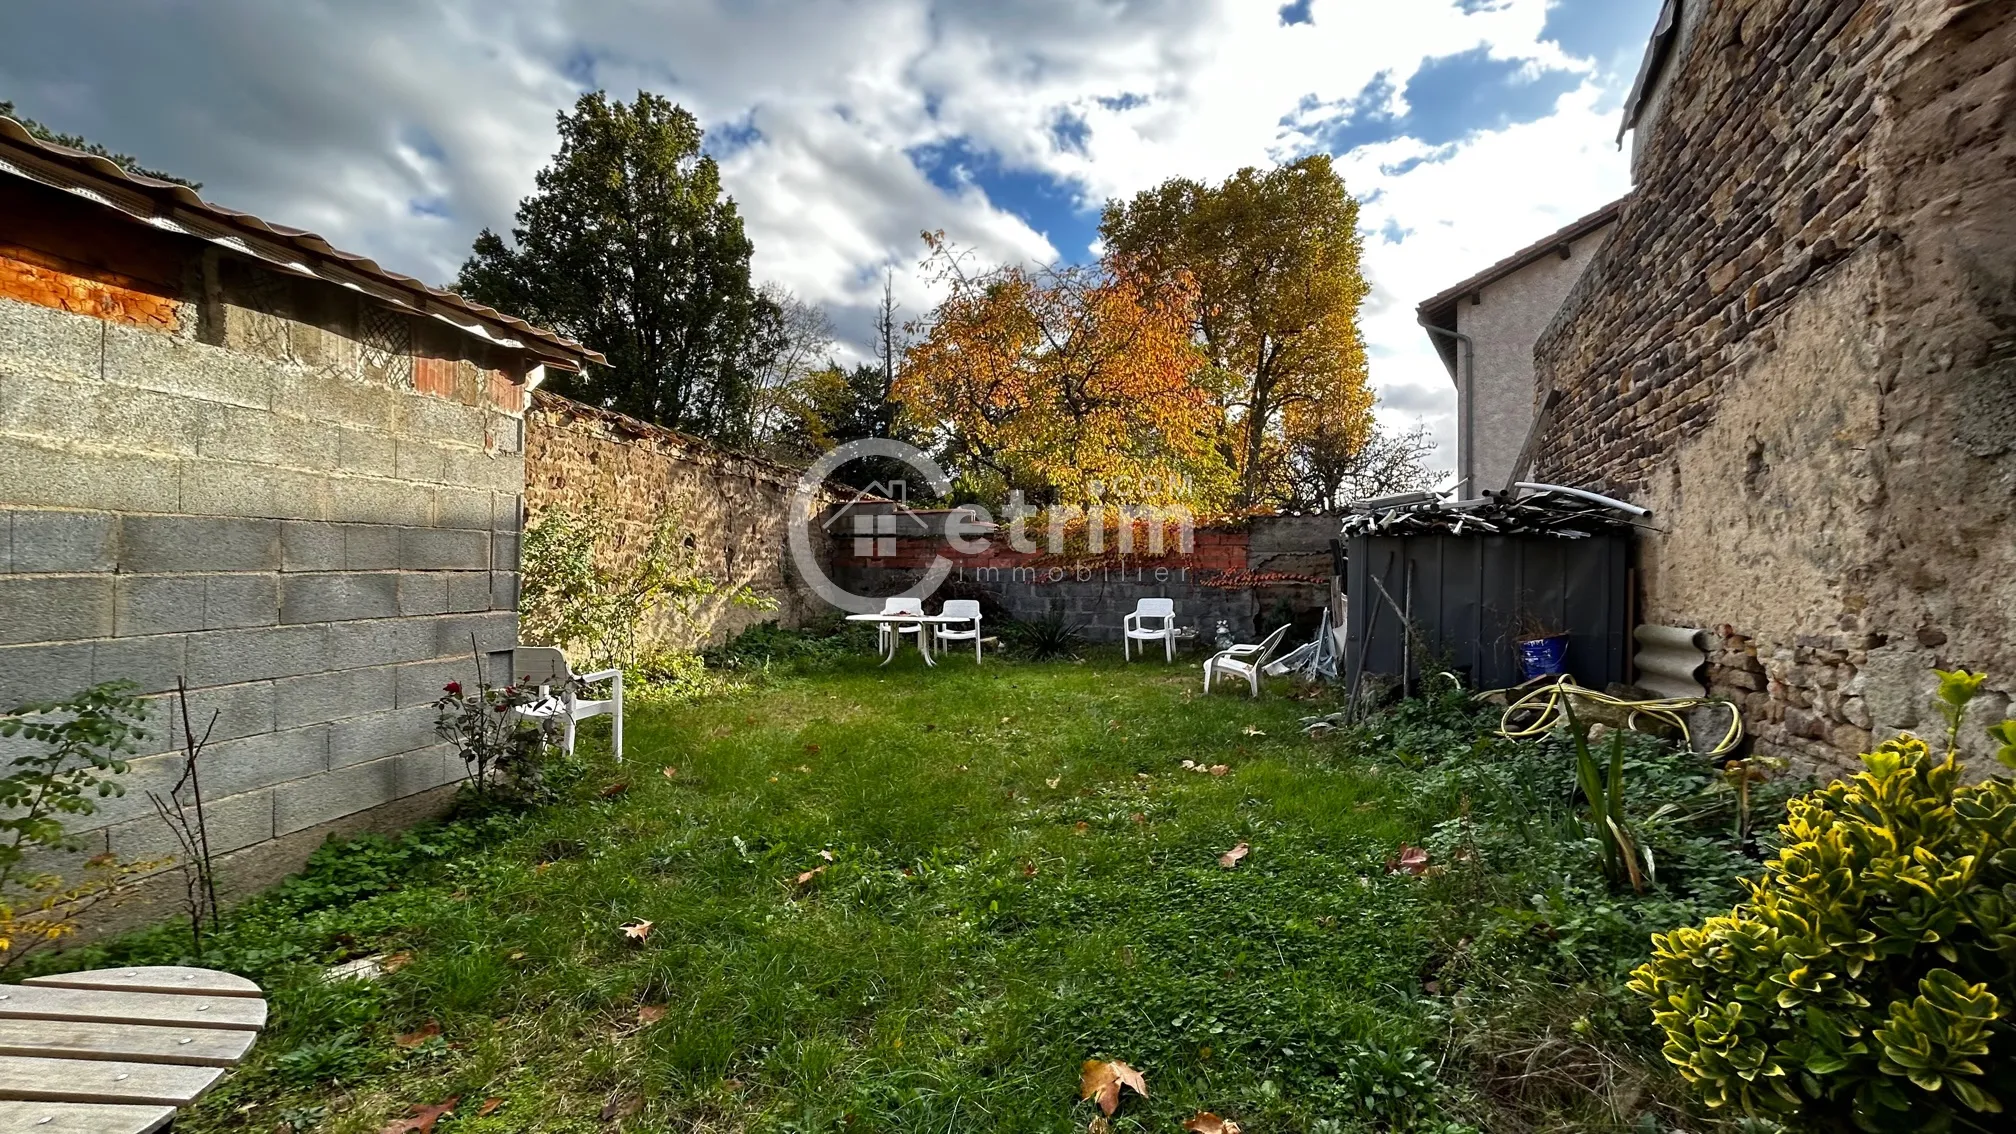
[
  {"x1": 876, "y1": 597, "x2": 925, "y2": 659},
  {"x1": 1203, "y1": 624, "x2": 1292, "y2": 698},
  {"x1": 934, "y1": 599, "x2": 985, "y2": 663},
  {"x1": 1123, "y1": 598, "x2": 1179, "y2": 662},
  {"x1": 512, "y1": 646, "x2": 624, "y2": 762}
]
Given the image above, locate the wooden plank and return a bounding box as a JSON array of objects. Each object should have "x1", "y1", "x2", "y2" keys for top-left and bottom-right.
[
  {"x1": 0, "y1": 1017, "x2": 257, "y2": 1066},
  {"x1": 0, "y1": 984, "x2": 265, "y2": 1031},
  {"x1": 0, "y1": 1100, "x2": 176, "y2": 1133},
  {"x1": 0, "y1": 1054, "x2": 224, "y2": 1106},
  {"x1": 24, "y1": 966, "x2": 262, "y2": 999}
]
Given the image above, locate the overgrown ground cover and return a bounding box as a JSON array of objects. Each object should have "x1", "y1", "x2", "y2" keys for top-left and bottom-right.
[{"x1": 28, "y1": 646, "x2": 1790, "y2": 1134}]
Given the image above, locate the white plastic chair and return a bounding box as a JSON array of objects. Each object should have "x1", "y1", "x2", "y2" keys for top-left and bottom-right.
[
  {"x1": 1123, "y1": 598, "x2": 1178, "y2": 662},
  {"x1": 933, "y1": 599, "x2": 985, "y2": 663},
  {"x1": 511, "y1": 646, "x2": 624, "y2": 761},
  {"x1": 877, "y1": 596, "x2": 925, "y2": 659},
  {"x1": 1203, "y1": 624, "x2": 1292, "y2": 698}
]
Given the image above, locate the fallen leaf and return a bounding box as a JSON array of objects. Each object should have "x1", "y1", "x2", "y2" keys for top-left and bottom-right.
[
  {"x1": 1218, "y1": 843, "x2": 1251, "y2": 869},
  {"x1": 1130, "y1": 813, "x2": 1147, "y2": 825},
  {"x1": 818, "y1": 849, "x2": 835, "y2": 861},
  {"x1": 508, "y1": 952, "x2": 526, "y2": 961},
  {"x1": 1079, "y1": 1059, "x2": 1148, "y2": 1116},
  {"x1": 999, "y1": 716, "x2": 1011, "y2": 724},
  {"x1": 394, "y1": 1021, "x2": 440, "y2": 1048},
  {"x1": 1088, "y1": 1119, "x2": 1112, "y2": 1134},
  {"x1": 638, "y1": 1005, "x2": 667, "y2": 1024},
  {"x1": 380, "y1": 1097, "x2": 457, "y2": 1134},
  {"x1": 767, "y1": 775, "x2": 779, "y2": 783},
  {"x1": 478, "y1": 1097, "x2": 503, "y2": 1116},
  {"x1": 599, "y1": 781, "x2": 629, "y2": 798},
  {"x1": 621, "y1": 919, "x2": 653, "y2": 941},
  {"x1": 1046, "y1": 777, "x2": 1061, "y2": 789},
  {"x1": 1022, "y1": 862, "x2": 1039, "y2": 877},
  {"x1": 1180, "y1": 759, "x2": 1197, "y2": 770},
  {"x1": 1386, "y1": 845, "x2": 1431, "y2": 875},
  {"x1": 661, "y1": 766, "x2": 678, "y2": 778},
  {"x1": 1183, "y1": 1112, "x2": 1243, "y2": 1134},
  {"x1": 600, "y1": 1092, "x2": 642, "y2": 1122},
  {"x1": 1209, "y1": 765, "x2": 1230, "y2": 776},
  {"x1": 1241, "y1": 725, "x2": 1267, "y2": 737},
  {"x1": 534, "y1": 862, "x2": 551, "y2": 874},
  {"x1": 795, "y1": 865, "x2": 827, "y2": 885},
  {"x1": 723, "y1": 1078, "x2": 744, "y2": 1091},
  {"x1": 1074, "y1": 821, "x2": 1090, "y2": 833},
  {"x1": 382, "y1": 952, "x2": 413, "y2": 972},
  {"x1": 804, "y1": 743, "x2": 821, "y2": 754},
  {"x1": 744, "y1": 715, "x2": 758, "y2": 724}
]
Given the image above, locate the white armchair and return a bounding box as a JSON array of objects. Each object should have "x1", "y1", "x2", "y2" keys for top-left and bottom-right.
[
  {"x1": 876, "y1": 597, "x2": 925, "y2": 659},
  {"x1": 1123, "y1": 598, "x2": 1179, "y2": 662},
  {"x1": 933, "y1": 599, "x2": 985, "y2": 663},
  {"x1": 1202, "y1": 624, "x2": 1292, "y2": 698},
  {"x1": 511, "y1": 646, "x2": 624, "y2": 762}
]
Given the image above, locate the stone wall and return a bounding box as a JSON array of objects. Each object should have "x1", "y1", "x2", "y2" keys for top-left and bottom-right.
[
  {"x1": 522, "y1": 392, "x2": 834, "y2": 652},
  {"x1": 1534, "y1": 0, "x2": 2016, "y2": 775},
  {"x1": 0, "y1": 175, "x2": 541, "y2": 922}
]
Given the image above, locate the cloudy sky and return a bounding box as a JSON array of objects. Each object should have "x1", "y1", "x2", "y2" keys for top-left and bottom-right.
[{"x1": 1, "y1": 0, "x2": 1657, "y2": 473}]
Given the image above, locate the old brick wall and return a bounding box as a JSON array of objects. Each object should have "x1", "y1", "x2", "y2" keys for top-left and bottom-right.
[
  {"x1": 1534, "y1": 0, "x2": 2016, "y2": 775},
  {"x1": 834, "y1": 516, "x2": 1333, "y2": 645},
  {"x1": 0, "y1": 176, "x2": 534, "y2": 921},
  {"x1": 522, "y1": 393, "x2": 834, "y2": 652}
]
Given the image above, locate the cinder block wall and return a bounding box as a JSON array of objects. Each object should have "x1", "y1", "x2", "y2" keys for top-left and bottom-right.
[{"x1": 0, "y1": 178, "x2": 534, "y2": 916}]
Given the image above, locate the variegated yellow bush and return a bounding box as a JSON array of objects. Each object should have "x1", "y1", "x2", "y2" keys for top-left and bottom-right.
[{"x1": 1631, "y1": 670, "x2": 2016, "y2": 1132}]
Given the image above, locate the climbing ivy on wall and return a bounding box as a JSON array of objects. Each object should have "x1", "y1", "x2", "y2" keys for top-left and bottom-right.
[{"x1": 519, "y1": 506, "x2": 774, "y2": 670}]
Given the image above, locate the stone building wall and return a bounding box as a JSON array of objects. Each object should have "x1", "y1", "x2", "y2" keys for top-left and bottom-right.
[
  {"x1": 522, "y1": 392, "x2": 835, "y2": 652},
  {"x1": 1534, "y1": 0, "x2": 2016, "y2": 775},
  {"x1": 0, "y1": 175, "x2": 547, "y2": 919}
]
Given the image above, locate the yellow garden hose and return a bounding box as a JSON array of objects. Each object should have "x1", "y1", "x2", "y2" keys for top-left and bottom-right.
[{"x1": 1490, "y1": 676, "x2": 1745, "y2": 758}]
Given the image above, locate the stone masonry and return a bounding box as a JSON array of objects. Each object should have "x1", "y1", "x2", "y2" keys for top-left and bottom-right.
[
  {"x1": 1534, "y1": 0, "x2": 2016, "y2": 776},
  {"x1": 0, "y1": 167, "x2": 589, "y2": 924},
  {"x1": 522, "y1": 392, "x2": 837, "y2": 652}
]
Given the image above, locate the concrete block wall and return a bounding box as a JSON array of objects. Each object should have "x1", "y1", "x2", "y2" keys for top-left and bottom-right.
[{"x1": 0, "y1": 264, "x2": 527, "y2": 899}]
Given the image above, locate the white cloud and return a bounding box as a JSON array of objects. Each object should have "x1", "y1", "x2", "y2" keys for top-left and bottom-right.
[{"x1": 0, "y1": 0, "x2": 1646, "y2": 472}]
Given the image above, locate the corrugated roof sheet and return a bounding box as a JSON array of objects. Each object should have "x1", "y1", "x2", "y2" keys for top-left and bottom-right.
[{"x1": 0, "y1": 116, "x2": 605, "y2": 369}]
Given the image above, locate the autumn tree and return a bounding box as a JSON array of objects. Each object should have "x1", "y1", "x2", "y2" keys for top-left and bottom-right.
[
  {"x1": 456, "y1": 91, "x2": 775, "y2": 441},
  {"x1": 898, "y1": 234, "x2": 1231, "y2": 511},
  {"x1": 1100, "y1": 154, "x2": 1373, "y2": 510}
]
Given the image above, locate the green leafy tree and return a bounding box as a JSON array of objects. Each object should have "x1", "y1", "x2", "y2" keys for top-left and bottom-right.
[
  {"x1": 0, "y1": 100, "x2": 199, "y2": 189},
  {"x1": 1100, "y1": 154, "x2": 1374, "y2": 510},
  {"x1": 457, "y1": 91, "x2": 774, "y2": 441}
]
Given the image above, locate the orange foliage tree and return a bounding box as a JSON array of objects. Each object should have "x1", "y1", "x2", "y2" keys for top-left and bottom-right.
[{"x1": 897, "y1": 233, "x2": 1234, "y2": 512}]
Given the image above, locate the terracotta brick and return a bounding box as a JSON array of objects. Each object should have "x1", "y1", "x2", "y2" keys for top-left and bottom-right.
[{"x1": 0, "y1": 252, "x2": 181, "y2": 332}]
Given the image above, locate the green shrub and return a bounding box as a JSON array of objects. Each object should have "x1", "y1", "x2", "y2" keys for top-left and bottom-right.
[
  {"x1": 1004, "y1": 610, "x2": 1085, "y2": 660},
  {"x1": 1630, "y1": 671, "x2": 2016, "y2": 1131}
]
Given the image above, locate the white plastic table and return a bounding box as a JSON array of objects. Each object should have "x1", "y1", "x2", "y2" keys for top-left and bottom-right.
[
  {"x1": 845, "y1": 613, "x2": 976, "y2": 667},
  {"x1": 0, "y1": 966, "x2": 267, "y2": 1132}
]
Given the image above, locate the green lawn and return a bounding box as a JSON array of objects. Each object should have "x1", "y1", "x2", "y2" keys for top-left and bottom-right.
[{"x1": 40, "y1": 651, "x2": 1753, "y2": 1133}]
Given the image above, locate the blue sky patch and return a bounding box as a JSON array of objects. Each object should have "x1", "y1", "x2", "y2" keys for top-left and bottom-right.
[
  {"x1": 1278, "y1": 0, "x2": 1314, "y2": 27},
  {"x1": 909, "y1": 136, "x2": 1097, "y2": 263},
  {"x1": 1541, "y1": 0, "x2": 1664, "y2": 76},
  {"x1": 706, "y1": 112, "x2": 763, "y2": 156},
  {"x1": 1305, "y1": 46, "x2": 1582, "y2": 154}
]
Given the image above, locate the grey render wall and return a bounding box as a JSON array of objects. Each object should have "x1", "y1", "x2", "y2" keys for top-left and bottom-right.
[
  {"x1": 0, "y1": 287, "x2": 523, "y2": 899},
  {"x1": 1454, "y1": 224, "x2": 1613, "y2": 493}
]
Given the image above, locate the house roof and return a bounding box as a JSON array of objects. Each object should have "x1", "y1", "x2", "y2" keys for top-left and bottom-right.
[
  {"x1": 0, "y1": 116, "x2": 605, "y2": 369},
  {"x1": 1414, "y1": 198, "x2": 1626, "y2": 379}
]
